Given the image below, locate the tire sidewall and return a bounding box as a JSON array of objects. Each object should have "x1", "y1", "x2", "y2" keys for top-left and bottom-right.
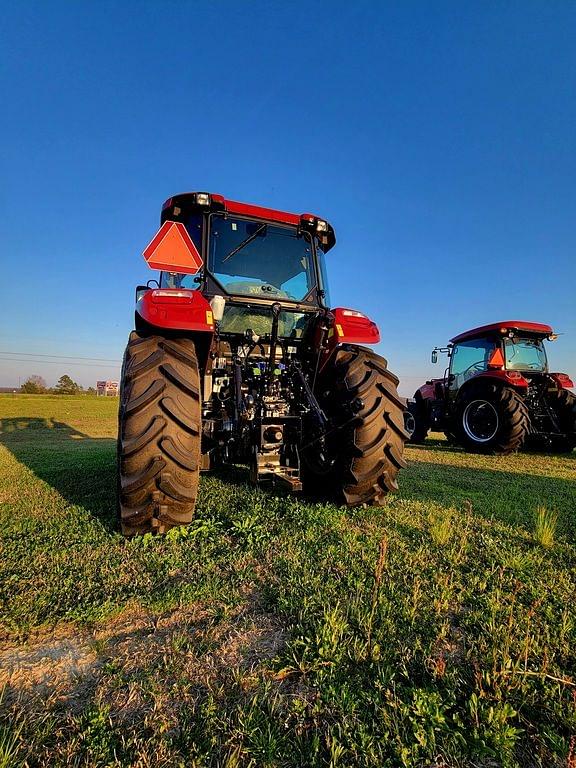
[{"x1": 454, "y1": 382, "x2": 526, "y2": 454}]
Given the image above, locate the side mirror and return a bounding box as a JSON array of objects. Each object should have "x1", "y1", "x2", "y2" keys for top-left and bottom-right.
[{"x1": 431, "y1": 350, "x2": 438, "y2": 364}]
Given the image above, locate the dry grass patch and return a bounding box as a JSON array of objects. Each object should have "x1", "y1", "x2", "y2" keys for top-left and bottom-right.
[{"x1": 1, "y1": 598, "x2": 287, "y2": 716}]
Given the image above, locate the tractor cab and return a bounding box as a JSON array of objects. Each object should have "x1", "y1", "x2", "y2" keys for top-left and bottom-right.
[
  {"x1": 409, "y1": 320, "x2": 575, "y2": 454},
  {"x1": 447, "y1": 322, "x2": 556, "y2": 391},
  {"x1": 151, "y1": 192, "x2": 334, "y2": 341},
  {"x1": 432, "y1": 322, "x2": 555, "y2": 397}
]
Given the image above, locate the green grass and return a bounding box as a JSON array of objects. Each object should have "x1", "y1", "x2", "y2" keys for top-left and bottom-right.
[{"x1": 0, "y1": 394, "x2": 575, "y2": 767}]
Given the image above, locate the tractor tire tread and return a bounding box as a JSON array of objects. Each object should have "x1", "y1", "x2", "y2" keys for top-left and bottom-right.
[
  {"x1": 308, "y1": 344, "x2": 408, "y2": 506},
  {"x1": 118, "y1": 332, "x2": 201, "y2": 535}
]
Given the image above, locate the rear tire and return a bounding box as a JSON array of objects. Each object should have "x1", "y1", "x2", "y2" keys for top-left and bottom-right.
[
  {"x1": 304, "y1": 345, "x2": 408, "y2": 505},
  {"x1": 546, "y1": 388, "x2": 576, "y2": 453},
  {"x1": 407, "y1": 395, "x2": 430, "y2": 444},
  {"x1": 118, "y1": 332, "x2": 201, "y2": 535},
  {"x1": 454, "y1": 382, "x2": 529, "y2": 455}
]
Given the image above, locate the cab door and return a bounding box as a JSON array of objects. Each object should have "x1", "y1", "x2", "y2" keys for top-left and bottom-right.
[{"x1": 447, "y1": 339, "x2": 496, "y2": 403}]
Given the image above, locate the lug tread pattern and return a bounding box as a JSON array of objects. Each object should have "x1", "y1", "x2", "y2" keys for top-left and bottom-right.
[
  {"x1": 161, "y1": 397, "x2": 201, "y2": 435},
  {"x1": 118, "y1": 334, "x2": 201, "y2": 535},
  {"x1": 121, "y1": 416, "x2": 164, "y2": 456},
  {"x1": 160, "y1": 435, "x2": 199, "y2": 471},
  {"x1": 314, "y1": 344, "x2": 408, "y2": 506},
  {"x1": 124, "y1": 379, "x2": 165, "y2": 415}
]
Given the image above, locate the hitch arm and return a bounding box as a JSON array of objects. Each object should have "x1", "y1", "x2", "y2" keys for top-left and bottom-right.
[
  {"x1": 267, "y1": 302, "x2": 282, "y2": 393},
  {"x1": 293, "y1": 364, "x2": 328, "y2": 429}
]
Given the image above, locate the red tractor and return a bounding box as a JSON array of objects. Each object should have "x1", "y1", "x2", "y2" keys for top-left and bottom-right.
[
  {"x1": 408, "y1": 321, "x2": 576, "y2": 454},
  {"x1": 118, "y1": 192, "x2": 408, "y2": 535}
]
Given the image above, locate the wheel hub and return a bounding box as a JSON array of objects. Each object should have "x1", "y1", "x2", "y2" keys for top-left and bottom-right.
[{"x1": 463, "y1": 399, "x2": 499, "y2": 442}]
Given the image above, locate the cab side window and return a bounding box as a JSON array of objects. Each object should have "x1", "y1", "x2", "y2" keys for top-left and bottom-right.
[{"x1": 450, "y1": 339, "x2": 494, "y2": 388}]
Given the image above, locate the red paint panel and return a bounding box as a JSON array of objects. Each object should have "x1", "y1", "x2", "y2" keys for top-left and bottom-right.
[
  {"x1": 332, "y1": 307, "x2": 380, "y2": 345},
  {"x1": 472, "y1": 370, "x2": 529, "y2": 388},
  {"x1": 550, "y1": 372, "x2": 575, "y2": 389},
  {"x1": 318, "y1": 308, "x2": 380, "y2": 371},
  {"x1": 224, "y1": 199, "x2": 302, "y2": 225},
  {"x1": 415, "y1": 379, "x2": 446, "y2": 401},
  {"x1": 165, "y1": 192, "x2": 323, "y2": 227},
  {"x1": 417, "y1": 382, "x2": 436, "y2": 401},
  {"x1": 451, "y1": 321, "x2": 553, "y2": 344},
  {"x1": 136, "y1": 289, "x2": 215, "y2": 333}
]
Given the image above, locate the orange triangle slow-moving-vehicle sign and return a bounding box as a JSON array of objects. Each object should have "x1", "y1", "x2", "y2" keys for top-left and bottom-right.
[
  {"x1": 488, "y1": 347, "x2": 505, "y2": 368},
  {"x1": 142, "y1": 221, "x2": 203, "y2": 274}
]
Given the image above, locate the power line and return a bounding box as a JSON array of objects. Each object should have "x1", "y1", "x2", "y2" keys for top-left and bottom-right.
[
  {"x1": 0, "y1": 357, "x2": 120, "y2": 368},
  {"x1": 0, "y1": 351, "x2": 122, "y2": 363}
]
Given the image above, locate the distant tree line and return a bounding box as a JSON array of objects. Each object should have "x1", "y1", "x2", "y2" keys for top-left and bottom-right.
[{"x1": 20, "y1": 374, "x2": 96, "y2": 395}]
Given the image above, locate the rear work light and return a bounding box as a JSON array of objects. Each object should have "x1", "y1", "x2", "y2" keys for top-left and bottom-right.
[
  {"x1": 195, "y1": 192, "x2": 211, "y2": 206},
  {"x1": 316, "y1": 219, "x2": 328, "y2": 233},
  {"x1": 151, "y1": 290, "x2": 194, "y2": 300}
]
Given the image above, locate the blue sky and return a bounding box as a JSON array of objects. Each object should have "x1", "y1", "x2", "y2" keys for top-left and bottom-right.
[{"x1": 1, "y1": 1, "x2": 575, "y2": 395}]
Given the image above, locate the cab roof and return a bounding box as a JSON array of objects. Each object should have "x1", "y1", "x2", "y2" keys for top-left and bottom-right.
[
  {"x1": 161, "y1": 191, "x2": 336, "y2": 252},
  {"x1": 450, "y1": 321, "x2": 554, "y2": 344}
]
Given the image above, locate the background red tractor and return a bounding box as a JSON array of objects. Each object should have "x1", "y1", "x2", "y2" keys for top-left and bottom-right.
[
  {"x1": 408, "y1": 321, "x2": 576, "y2": 454},
  {"x1": 118, "y1": 192, "x2": 409, "y2": 535}
]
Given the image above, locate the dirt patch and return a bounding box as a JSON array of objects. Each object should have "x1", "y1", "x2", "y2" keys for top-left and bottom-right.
[
  {"x1": 0, "y1": 637, "x2": 98, "y2": 692},
  {"x1": 0, "y1": 598, "x2": 287, "y2": 714}
]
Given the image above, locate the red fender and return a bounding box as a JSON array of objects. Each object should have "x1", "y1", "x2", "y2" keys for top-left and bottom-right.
[
  {"x1": 136, "y1": 288, "x2": 215, "y2": 333},
  {"x1": 550, "y1": 372, "x2": 574, "y2": 389},
  {"x1": 329, "y1": 307, "x2": 380, "y2": 345},
  {"x1": 415, "y1": 379, "x2": 446, "y2": 401},
  {"x1": 466, "y1": 370, "x2": 529, "y2": 388},
  {"x1": 318, "y1": 307, "x2": 380, "y2": 370}
]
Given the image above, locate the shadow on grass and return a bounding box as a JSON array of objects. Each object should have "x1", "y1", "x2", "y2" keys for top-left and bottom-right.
[
  {"x1": 0, "y1": 416, "x2": 296, "y2": 534},
  {"x1": 2, "y1": 417, "x2": 574, "y2": 540},
  {"x1": 0, "y1": 417, "x2": 117, "y2": 532},
  {"x1": 407, "y1": 440, "x2": 462, "y2": 453},
  {"x1": 402, "y1": 455, "x2": 576, "y2": 539}
]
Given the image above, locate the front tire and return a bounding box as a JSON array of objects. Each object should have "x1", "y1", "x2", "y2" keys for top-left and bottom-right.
[
  {"x1": 118, "y1": 332, "x2": 201, "y2": 535},
  {"x1": 304, "y1": 345, "x2": 408, "y2": 505},
  {"x1": 454, "y1": 382, "x2": 529, "y2": 455}
]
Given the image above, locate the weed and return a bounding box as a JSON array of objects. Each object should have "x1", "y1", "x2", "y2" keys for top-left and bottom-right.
[
  {"x1": 0, "y1": 693, "x2": 21, "y2": 768},
  {"x1": 533, "y1": 504, "x2": 558, "y2": 548},
  {"x1": 366, "y1": 536, "x2": 387, "y2": 648},
  {"x1": 428, "y1": 507, "x2": 453, "y2": 546}
]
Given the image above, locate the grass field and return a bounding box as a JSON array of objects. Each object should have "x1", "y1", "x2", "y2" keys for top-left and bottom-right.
[{"x1": 0, "y1": 394, "x2": 574, "y2": 767}]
